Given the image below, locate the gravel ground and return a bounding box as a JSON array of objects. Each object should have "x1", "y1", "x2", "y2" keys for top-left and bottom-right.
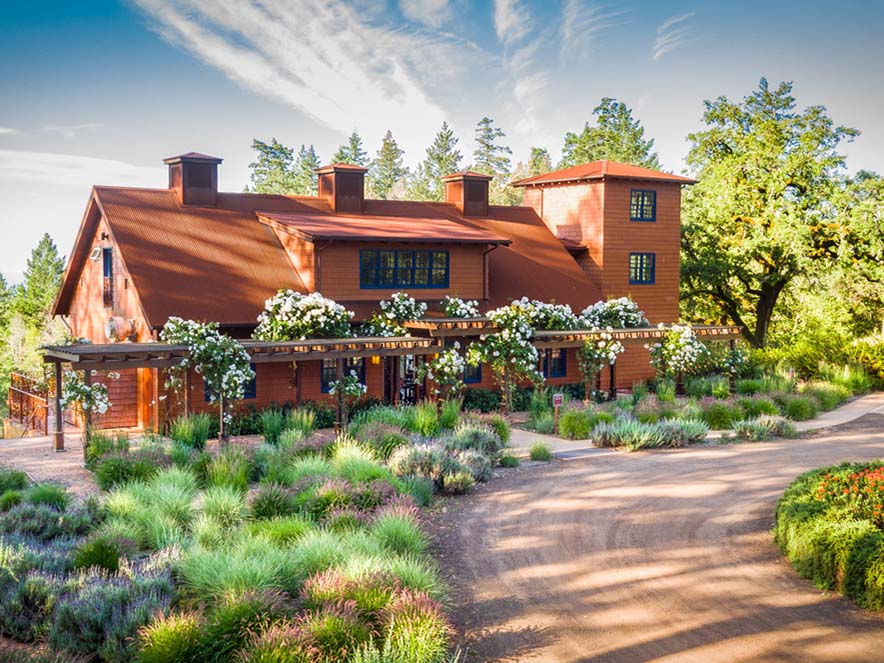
[{"x1": 431, "y1": 413, "x2": 884, "y2": 662}]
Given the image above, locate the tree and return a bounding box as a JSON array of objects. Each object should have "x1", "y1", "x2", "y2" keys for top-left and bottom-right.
[
  {"x1": 680, "y1": 79, "x2": 859, "y2": 348},
  {"x1": 472, "y1": 117, "x2": 519, "y2": 205},
  {"x1": 292, "y1": 144, "x2": 321, "y2": 195},
  {"x1": 247, "y1": 139, "x2": 297, "y2": 193},
  {"x1": 528, "y1": 147, "x2": 552, "y2": 176},
  {"x1": 13, "y1": 233, "x2": 65, "y2": 325},
  {"x1": 560, "y1": 98, "x2": 661, "y2": 169},
  {"x1": 368, "y1": 130, "x2": 408, "y2": 199},
  {"x1": 332, "y1": 130, "x2": 369, "y2": 167},
  {"x1": 407, "y1": 122, "x2": 463, "y2": 201}
]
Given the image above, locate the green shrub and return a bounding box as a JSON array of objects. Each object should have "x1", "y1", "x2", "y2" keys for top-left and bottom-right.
[
  {"x1": 529, "y1": 442, "x2": 552, "y2": 462},
  {"x1": 408, "y1": 401, "x2": 439, "y2": 437},
  {"x1": 0, "y1": 466, "x2": 28, "y2": 493},
  {"x1": 447, "y1": 422, "x2": 504, "y2": 457},
  {"x1": 388, "y1": 444, "x2": 446, "y2": 484},
  {"x1": 736, "y1": 396, "x2": 780, "y2": 418},
  {"x1": 244, "y1": 515, "x2": 314, "y2": 545},
  {"x1": 498, "y1": 452, "x2": 519, "y2": 468},
  {"x1": 94, "y1": 449, "x2": 164, "y2": 491},
  {"x1": 199, "y1": 589, "x2": 292, "y2": 663},
  {"x1": 0, "y1": 489, "x2": 22, "y2": 511},
  {"x1": 777, "y1": 393, "x2": 819, "y2": 421},
  {"x1": 438, "y1": 399, "x2": 461, "y2": 431},
  {"x1": 202, "y1": 484, "x2": 247, "y2": 529},
  {"x1": 371, "y1": 514, "x2": 428, "y2": 557},
  {"x1": 0, "y1": 570, "x2": 64, "y2": 641},
  {"x1": 761, "y1": 373, "x2": 795, "y2": 393},
  {"x1": 206, "y1": 445, "x2": 252, "y2": 492},
  {"x1": 332, "y1": 443, "x2": 391, "y2": 484},
  {"x1": 735, "y1": 378, "x2": 763, "y2": 395},
  {"x1": 820, "y1": 362, "x2": 873, "y2": 394},
  {"x1": 733, "y1": 415, "x2": 797, "y2": 441},
  {"x1": 486, "y1": 413, "x2": 510, "y2": 444},
  {"x1": 25, "y1": 484, "x2": 69, "y2": 511},
  {"x1": 800, "y1": 381, "x2": 850, "y2": 411},
  {"x1": 685, "y1": 375, "x2": 731, "y2": 399},
  {"x1": 441, "y1": 471, "x2": 475, "y2": 495},
  {"x1": 0, "y1": 503, "x2": 93, "y2": 541},
  {"x1": 301, "y1": 604, "x2": 372, "y2": 663},
  {"x1": 287, "y1": 408, "x2": 317, "y2": 436},
  {"x1": 374, "y1": 590, "x2": 452, "y2": 663},
  {"x1": 354, "y1": 422, "x2": 409, "y2": 461},
  {"x1": 251, "y1": 482, "x2": 298, "y2": 520},
  {"x1": 655, "y1": 379, "x2": 676, "y2": 403},
  {"x1": 84, "y1": 431, "x2": 129, "y2": 469},
  {"x1": 461, "y1": 387, "x2": 500, "y2": 413},
  {"x1": 238, "y1": 620, "x2": 318, "y2": 663},
  {"x1": 169, "y1": 413, "x2": 212, "y2": 450},
  {"x1": 657, "y1": 419, "x2": 709, "y2": 446},
  {"x1": 699, "y1": 401, "x2": 741, "y2": 429},
  {"x1": 558, "y1": 409, "x2": 591, "y2": 439},
  {"x1": 399, "y1": 477, "x2": 434, "y2": 507},
  {"x1": 136, "y1": 609, "x2": 204, "y2": 663},
  {"x1": 258, "y1": 408, "x2": 286, "y2": 445},
  {"x1": 303, "y1": 400, "x2": 337, "y2": 429},
  {"x1": 73, "y1": 532, "x2": 135, "y2": 572},
  {"x1": 530, "y1": 412, "x2": 555, "y2": 434}
]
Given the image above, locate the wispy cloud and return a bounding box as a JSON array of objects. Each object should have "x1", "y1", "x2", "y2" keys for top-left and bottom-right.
[
  {"x1": 132, "y1": 0, "x2": 488, "y2": 158},
  {"x1": 0, "y1": 127, "x2": 16, "y2": 135},
  {"x1": 40, "y1": 123, "x2": 103, "y2": 138},
  {"x1": 0, "y1": 150, "x2": 159, "y2": 187},
  {"x1": 493, "y1": 0, "x2": 531, "y2": 47},
  {"x1": 651, "y1": 11, "x2": 696, "y2": 61},
  {"x1": 561, "y1": 0, "x2": 630, "y2": 61},
  {"x1": 399, "y1": 0, "x2": 451, "y2": 28}
]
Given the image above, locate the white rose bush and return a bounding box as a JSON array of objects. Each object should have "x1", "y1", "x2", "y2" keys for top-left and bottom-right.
[
  {"x1": 577, "y1": 331, "x2": 625, "y2": 400},
  {"x1": 649, "y1": 323, "x2": 709, "y2": 379},
  {"x1": 581, "y1": 296, "x2": 649, "y2": 329},
  {"x1": 362, "y1": 292, "x2": 428, "y2": 336},
  {"x1": 417, "y1": 343, "x2": 467, "y2": 400},
  {"x1": 161, "y1": 317, "x2": 255, "y2": 442},
  {"x1": 328, "y1": 369, "x2": 368, "y2": 427},
  {"x1": 254, "y1": 290, "x2": 353, "y2": 340},
  {"x1": 441, "y1": 296, "x2": 480, "y2": 318}
]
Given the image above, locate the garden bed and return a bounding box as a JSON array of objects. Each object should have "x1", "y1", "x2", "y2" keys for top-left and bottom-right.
[
  {"x1": 0, "y1": 401, "x2": 515, "y2": 662},
  {"x1": 774, "y1": 461, "x2": 884, "y2": 610}
]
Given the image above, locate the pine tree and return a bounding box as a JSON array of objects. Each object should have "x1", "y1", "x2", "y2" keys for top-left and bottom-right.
[
  {"x1": 560, "y1": 98, "x2": 661, "y2": 169},
  {"x1": 13, "y1": 234, "x2": 65, "y2": 324},
  {"x1": 247, "y1": 139, "x2": 297, "y2": 193},
  {"x1": 407, "y1": 122, "x2": 463, "y2": 201},
  {"x1": 472, "y1": 117, "x2": 516, "y2": 205},
  {"x1": 0, "y1": 274, "x2": 10, "y2": 330},
  {"x1": 368, "y1": 131, "x2": 408, "y2": 199},
  {"x1": 528, "y1": 147, "x2": 552, "y2": 176},
  {"x1": 292, "y1": 145, "x2": 321, "y2": 195},
  {"x1": 332, "y1": 131, "x2": 369, "y2": 167}
]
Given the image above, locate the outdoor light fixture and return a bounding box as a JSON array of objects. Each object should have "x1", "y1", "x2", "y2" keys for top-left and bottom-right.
[
  {"x1": 371, "y1": 356, "x2": 381, "y2": 365},
  {"x1": 89, "y1": 246, "x2": 101, "y2": 261}
]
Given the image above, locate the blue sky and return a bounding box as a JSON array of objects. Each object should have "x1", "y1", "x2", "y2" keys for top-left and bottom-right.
[{"x1": 1, "y1": 0, "x2": 883, "y2": 282}]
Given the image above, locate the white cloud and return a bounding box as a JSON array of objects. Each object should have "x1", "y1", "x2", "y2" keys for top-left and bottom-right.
[
  {"x1": 131, "y1": 0, "x2": 483, "y2": 159},
  {"x1": 651, "y1": 11, "x2": 696, "y2": 61},
  {"x1": 0, "y1": 150, "x2": 159, "y2": 187},
  {"x1": 40, "y1": 123, "x2": 104, "y2": 138},
  {"x1": 561, "y1": 0, "x2": 630, "y2": 60},
  {"x1": 0, "y1": 127, "x2": 16, "y2": 135},
  {"x1": 399, "y1": 0, "x2": 451, "y2": 28},
  {"x1": 493, "y1": 0, "x2": 531, "y2": 47}
]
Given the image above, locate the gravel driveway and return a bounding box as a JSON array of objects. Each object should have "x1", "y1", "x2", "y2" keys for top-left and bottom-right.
[{"x1": 433, "y1": 414, "x2": 884, "y2": 662}]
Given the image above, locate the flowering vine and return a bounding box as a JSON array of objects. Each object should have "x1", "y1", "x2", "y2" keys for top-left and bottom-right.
[
  {"x1": 576, "y1": 331, "x2": 625, "y2": 400},
  {"x1": 254, "y1": 290, "x2": 353, "y2": 340},
  {"x1": 580, "y1": 297, "x2": 649, "y2": 329},
  {"x1": 362, "y1": 292, "x2": 427, "y2": 337},
  {"x1": 61, "y1": 370, "x2": 119, "y2": 416},
  {"x1": 328, "y1": 370, "x2": 368, "y2": 428},
  {"x1": 161, "y1": 317, "x2": 255, "y2": 442},
  {"x1": 648, "y1": 323, "x2": 709, "y2": 379},
  {"x1": 417, "y1": 343, "x2": 467, "y2": 400},
  {"x1": 441, "y1": 296, "x2": 480, "y2": 318}
]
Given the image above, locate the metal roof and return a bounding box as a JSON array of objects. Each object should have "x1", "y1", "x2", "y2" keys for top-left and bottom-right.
[{"x1": 512, "y1": 160, "x2": 696, "y2": 187}]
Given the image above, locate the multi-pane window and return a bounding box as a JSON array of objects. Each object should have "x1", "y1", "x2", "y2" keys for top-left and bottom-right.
[
  {"x1": 464, "y1": 362, "x2": 482, "y2": 384},
  {"x1": 321, "y1": 357, "x2": 366, "y2": 393},
  {"x1": 102, "y1": 248, "x2": 113, "y2": 308},
  {"x1": 542, "y1": 349, "x2": 567, "y2": 378},
  {"x1": 360, "y1": 249, "x2": 449, "y2": 289},
  {"x1": 630, "y1": 189, "x2": 656, "y2": 221},
  {"x1": 205, "y1": 363, "x2": 256, "y2": 401},
  {"x1": 629, "y1": 252, "x2": 656, "y2": 284}
]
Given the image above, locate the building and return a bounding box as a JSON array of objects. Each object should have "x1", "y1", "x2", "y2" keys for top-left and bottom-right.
[{"x1": 49, "y1": 152, "x2": 696, "y2": 431}]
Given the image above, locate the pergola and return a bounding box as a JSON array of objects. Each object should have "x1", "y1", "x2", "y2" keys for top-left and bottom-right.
[
  {"x1": 41, "y1": 335, "x2": 443, "y2": 452},
  {"x1": 41, "y1": 323, "x2": 742, "y2": 452}
]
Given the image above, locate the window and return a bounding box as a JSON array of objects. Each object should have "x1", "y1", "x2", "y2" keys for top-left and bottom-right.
[
  {"x1": 360, "y1": 249, "x2": 449, "y2": 289},
  {"x1": 321, "y1": 357, "x2": 366, "y2": 393},
  {"x1": 205, "y1": 363, "x2": 256, "y2": 401},
  {"x1": 543, "y1": 349, "x2": 567, "y2": 378},
  {"x1": 464, "y1": 362, "x2": 482, "y2": 384},
  {"x1": 630, "y1": 189, "x2": 656, "y2": 221},
  {"x1": 629, "y1": 252, "x2": 656, "y2": 284},
  {"x1": 102, "y1": 248, "x2": 113, "y2": 308}
]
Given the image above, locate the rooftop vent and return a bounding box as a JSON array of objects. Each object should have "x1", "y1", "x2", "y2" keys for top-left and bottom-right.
[
  {"x1": 316, "y1": 163, "x2": 368, "y2": 214},
  {"x1": 441, "y1": 171, "x2": 492, "y2": 217},
  {"x1": 163, "y1": 152, "x2": 223, "y2": 207}
]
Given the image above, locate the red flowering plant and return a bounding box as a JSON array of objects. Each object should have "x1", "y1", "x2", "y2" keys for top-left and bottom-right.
[{"x1": 814, "y1": 463, "x2": 884, "y2": 528}]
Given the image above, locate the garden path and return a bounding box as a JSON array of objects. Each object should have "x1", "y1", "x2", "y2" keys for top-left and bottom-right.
[{"x1": 434, "y1": 412, "x2": 884, "y2": 662}]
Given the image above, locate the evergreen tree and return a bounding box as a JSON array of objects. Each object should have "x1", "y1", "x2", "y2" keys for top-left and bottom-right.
[
  {"x1": 560, "y1": 98, "x2": 661, "y2": 169},
  {"x1": 247, "y1": 139, "x2": 297, "y2": 193},
  {"x1": 13, "y1": 234, "x2": 64, "y2": 324},
  {"x1": 406, "y1": 122, "x2": 463, "y2": 201},
  {"x1": 368, "y1": 130, "x2": 408, "y2": 199},
  {"x1": 332, "y1": 131, "x2": 369, "y2": 167},
  {"x1": 528, "y1": 147, "x2": 552, "y2": 176},
  {"x1": 472, "y1": 117, "x2": 516, "y2": 205},
  {"x1": 0, "y1": 274, "x2": 11, "y2": 330},
  {"x1": 292, "y1": 145, "x2": 321, "y2": 195}
]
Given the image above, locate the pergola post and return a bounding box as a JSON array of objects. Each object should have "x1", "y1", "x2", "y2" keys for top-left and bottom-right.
[
  {"x1": 82, "y1": 369, "x2": 93, "y2": 457},
  {"x1": 52, "y1": 362, "x2": 64, "y2": 452},
  {"x1": 608, "y1": 361, "x2": 617, "y2": 401}
]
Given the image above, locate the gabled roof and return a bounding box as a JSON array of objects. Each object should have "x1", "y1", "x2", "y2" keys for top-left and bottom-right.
[
  {"x1": 258, "y1": 211, "x2": 510, "y2": 244},
  {"x1": 511, "y1": 160, "x2": 696, "y2": 187},
  {"x1": 163, "y1": 152, "x2": 223, "y2": 164},
  {"x1": 315, "y1": 163, "x2": 369, "y2": 173},
  {"x1": 440, "y1": 170, "x2": 493, "y2": 181}
]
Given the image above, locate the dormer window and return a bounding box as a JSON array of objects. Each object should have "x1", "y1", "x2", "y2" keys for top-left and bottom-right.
[
  {"x1": 630, "y1": 190, "x2": 656, "y2": 221},
  {"x1": 360, "y1": 249, "x2": 449, "y2": 289}
]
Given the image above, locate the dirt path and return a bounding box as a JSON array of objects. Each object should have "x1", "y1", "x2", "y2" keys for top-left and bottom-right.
[{"x1": 433, "y1": 414, "x2": 884, "y2": 662}]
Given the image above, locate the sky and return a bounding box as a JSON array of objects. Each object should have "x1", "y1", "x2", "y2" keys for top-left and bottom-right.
[{"x1": 1, "y1": 0, "x2": 883, "y2": 283}]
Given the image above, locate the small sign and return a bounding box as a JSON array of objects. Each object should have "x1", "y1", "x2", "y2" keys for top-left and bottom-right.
[{"x1": 552, "y1": 393, "x2": 564, "y2": 407}]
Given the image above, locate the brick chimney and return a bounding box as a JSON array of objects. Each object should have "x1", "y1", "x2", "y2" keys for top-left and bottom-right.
[
  {"x1": 163, "y1": 152, "x2": 223, "y2": 206},
  {"x1": 316, "y1": 163, "x2": 368, "y2": 214},
  {"x1": 441, "y1": 171, "x2": 492, "y2": 217}
]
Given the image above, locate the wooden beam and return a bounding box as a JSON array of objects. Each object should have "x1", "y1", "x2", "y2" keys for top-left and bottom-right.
[{"x1": 52, "y1": 361, "x2": 64, "y2": 452}]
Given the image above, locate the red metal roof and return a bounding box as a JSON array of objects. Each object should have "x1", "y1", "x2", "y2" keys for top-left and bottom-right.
[
  {"x1": 511, "y1": 160, "x2": 695, "y2": 187},
  {"x1": 162, "y1": 152, "x2": 223, "y2": 164},
  {"x1": 315, "y1": 163, "x2": 369, "y2": 173},
  {"x1": 258, "y1": 211, "x2": 510, "y2": 244},
  {"x1": 440, "y1": 171, "x2": 493, "y2": 181}
]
